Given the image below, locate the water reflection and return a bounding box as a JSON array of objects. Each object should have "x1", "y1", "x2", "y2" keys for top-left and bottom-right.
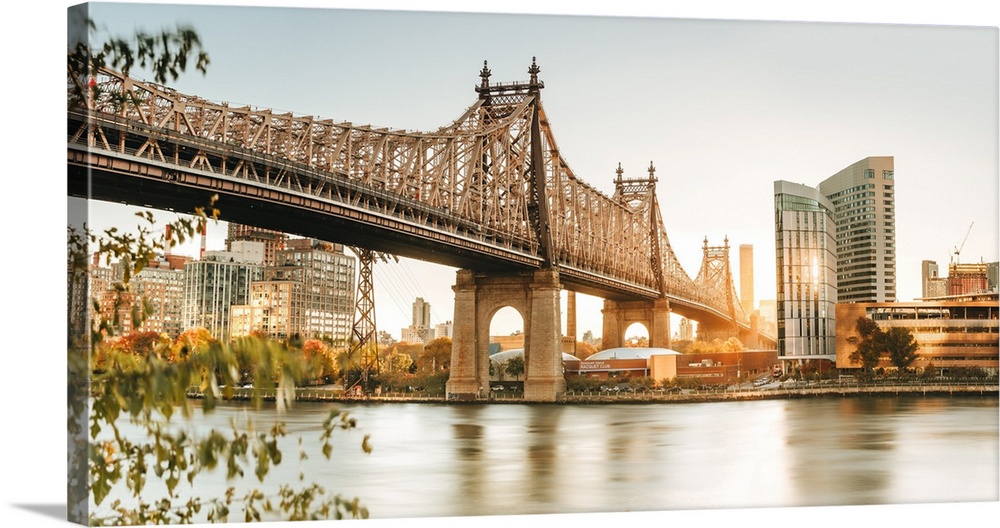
[
  {"x1": 783, "y1": 399, "x2": 888, "y2": 505},
  {"x1": 95, "y1": 396, "x2": 998, "y2": 521},
  {"x1": 525, "y1": 405, "x2": 561, "y2": 506},
  {"x1": 448, "y1": 405, "x2": 485, "y2": 516}
]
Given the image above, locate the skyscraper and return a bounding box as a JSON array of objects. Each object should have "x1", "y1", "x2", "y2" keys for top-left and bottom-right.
[
  {"x1": 182, "y1": 245, "x2": 264, "y2": 341},
  {"x1": 402, "y1": 297, "x2": 433, "y2": 344},
  {"x1": 229, "y1": 239, "x2": 357, "y2": 344},
  {"x1": 272, "y1": 239, "x2": 357, "y2": 345},
  {"x1": 922, "y1": 260, "x2": 948, "y2": 299},
  {"x1": 128, "y1": 256, "x2": 189, "y2": 338},
  {"x1": 817, "y1": 156, "x2": 896, "y2": 303},
  {"x1": 739, "y1": 244, "x2": 754, "y2": 316},
  {"x1": 229, "y1": 280, "x2": 306, "y2": 341},
  {"x1": 773, "y1": 181, "x2": 838, "y2": 364},
  {"x1": 413, "y1": 297, "x2": 432, "y2": 328}
]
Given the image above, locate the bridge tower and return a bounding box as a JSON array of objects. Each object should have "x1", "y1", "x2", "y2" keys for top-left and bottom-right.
[
  {"x1": 695, "y1": 237, "x2": 741, "y2": 342},
  {"x1": 600, "y1": 162, "x2": 672, "y2": 350},
  {"x1": 447, "y1": 58, "x2": 565, "y2": 402}
]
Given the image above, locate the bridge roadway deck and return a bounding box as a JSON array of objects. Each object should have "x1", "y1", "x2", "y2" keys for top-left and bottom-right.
[
  {"x1": 67, "y1": 111, "x2": 737, "y2": 321},
  {"x1": 69, "y1": 113, "x2": 679, "y2": 302}
]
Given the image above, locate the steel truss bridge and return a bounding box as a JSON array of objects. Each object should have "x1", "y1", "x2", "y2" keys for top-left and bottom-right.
[{"x1": 68, "y1": 55, "x2": 772, "y2": 346}]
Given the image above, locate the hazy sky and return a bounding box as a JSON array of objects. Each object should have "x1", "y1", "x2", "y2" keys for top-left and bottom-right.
[{"x1": 73, "y1": 1, "x2": 999, "y2": 341}]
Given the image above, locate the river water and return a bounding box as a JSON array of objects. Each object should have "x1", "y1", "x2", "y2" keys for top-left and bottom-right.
[{"x1": 93, "y1": 395, "x2": 998, "y2": 522}]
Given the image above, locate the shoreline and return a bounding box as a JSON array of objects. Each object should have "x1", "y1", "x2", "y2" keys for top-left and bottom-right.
[
  {"x1": 187, "y1": 382, "x2": 999, "y2": 405},
  {"x1": 555, "y1": 384, "x2": 999, "y2": 405}
]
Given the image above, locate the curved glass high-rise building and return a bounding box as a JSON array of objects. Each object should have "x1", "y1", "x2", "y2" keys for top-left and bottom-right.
[{"x1": 774, "y1": 181, "x2": 838, "y2": 362}]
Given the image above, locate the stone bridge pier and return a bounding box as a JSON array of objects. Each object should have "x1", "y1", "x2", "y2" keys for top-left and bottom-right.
[
  {"x1": 668, "y1": 317, "x2": 761, "y2": 349},
  {"x1": 601, "y1": 298, "x2": 671, "y2": 349},
  {"x1": 698, "y1": 317, "x2": 761, "y2": 349},
  {"x1": 446, "y1": 268, "x2": 566, "y2": 402}
]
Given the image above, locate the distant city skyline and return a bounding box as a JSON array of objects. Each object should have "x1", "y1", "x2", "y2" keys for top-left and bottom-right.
[{"x1": 73, "y1": 2, "x2": 998, "y2": 343}]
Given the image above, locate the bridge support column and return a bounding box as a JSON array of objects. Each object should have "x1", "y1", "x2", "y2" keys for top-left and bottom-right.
[
  {"x1": 601, "y1": 298, "x2": 671, "y2": 349},
  {"x1": 445, "y1": 268, "x2": 566, "y2": 402},
  {"x1": 523, "y1": 269, "x2": 566, "y2": 402},
  {"x1": 445, "y1": 270, "x2": 482, "y2": 399},
  {"x1": 742, "y1": 310, "x2": 761, "y2": 349}
]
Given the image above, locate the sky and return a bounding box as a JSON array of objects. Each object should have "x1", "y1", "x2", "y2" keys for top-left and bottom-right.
[
  {"x1": 3, "y1": 2, "x2": 997, "y2": 528},
  {"x1": 70, "y1": 0, "x2": 999, "y2": 342}
]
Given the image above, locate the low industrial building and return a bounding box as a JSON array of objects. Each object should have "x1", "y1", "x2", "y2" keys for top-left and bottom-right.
[
  {"x1": 487, "y1": 346, "x2": 781, "y2": 387},
  {"x1": 565, "y1": 347, "x2": 779, "y2": 386},
  {"x1": 835, "y1": 293, "x2": 999, "y2": 375},
  {"x1": 672, "y1": 349, "x2": 779, "y2": 385},
  {"x1": 573, "y1": 347, "x2": 676, "y2": 380}
]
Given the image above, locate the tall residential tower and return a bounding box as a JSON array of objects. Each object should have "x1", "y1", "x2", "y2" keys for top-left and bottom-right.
[
  {"x1": 817, "y1": 156, "x2": 896, "y2": 303},
  {"x1": 182, "y1": 244, "x2": 265, "y2": 341}
]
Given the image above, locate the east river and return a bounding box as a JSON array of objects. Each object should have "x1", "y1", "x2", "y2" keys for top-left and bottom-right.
[{"x1": 92, "y1": 395, "x2": 998, "y2": 523}]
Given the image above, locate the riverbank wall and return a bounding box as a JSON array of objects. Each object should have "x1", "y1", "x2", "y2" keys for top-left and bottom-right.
[{"x1": 556, "y1": 383, "x2": 999, "y2": 404}]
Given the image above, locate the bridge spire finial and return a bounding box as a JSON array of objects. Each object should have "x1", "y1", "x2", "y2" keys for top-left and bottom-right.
[
  {"x1": 479, "y1": 60, "x2": 491, "y2": 90},
  {"x1": 615, "y1": 162, "x2": 624, "y2": 182},
  {"x1": 647, "y1": 160, "x2": 657, "y2": 182},
  {"x1": 528, "y1": 57, "x2": 541, "y2": 89}
]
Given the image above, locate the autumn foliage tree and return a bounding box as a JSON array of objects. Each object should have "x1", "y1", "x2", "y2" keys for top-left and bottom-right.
[
  {"x1": 848, "y1": 316, "x2": 883, "y2": 374},
  {"x1": 575, "y1": 341, "x2": 598, "y2": 359},
  {"x1": 418, "y1": 337, "x2": 452, "y2": 373},
  {"x1": 384, "y1": 348, "x2": 416, "y2": 373},
  {"x1": 170, "y1": 327, "x2": 216, "y2": 362},
  {"x1": 302, "y1": 338, "x2": 339, "y2": 383},
  {"x1": 113, "y1": 331, "x2": 165, "y2": 357},
  {"x1": 92, "y1": 331, "x2": 169, "y2": 372},
  {"x1": 847, "y1": 316, "x2": 920, "y2": 376},
  {"x1": 885, "y1": 327, "x2": 920, "y2": 371}
]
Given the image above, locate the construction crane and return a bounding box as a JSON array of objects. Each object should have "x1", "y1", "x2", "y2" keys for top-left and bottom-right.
[{"x1": 952, "y1": 221, "x2": 974, "y2": 264}]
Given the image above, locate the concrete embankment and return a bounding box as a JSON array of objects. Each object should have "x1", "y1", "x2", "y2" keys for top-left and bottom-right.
[{"x1": 556, "y1": 384, "x2": 999, "y2": 404}]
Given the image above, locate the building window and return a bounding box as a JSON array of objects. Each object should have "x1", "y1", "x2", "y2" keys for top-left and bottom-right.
[
  {"x1": 865, "y1": 169, "x2": 875, "y2": 179},
  {"x1": 883, "y1": 170, "x2": 894, "y2": 180}
]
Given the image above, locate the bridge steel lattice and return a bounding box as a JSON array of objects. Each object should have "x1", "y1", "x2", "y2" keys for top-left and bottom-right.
[{"x1": 68, "y1": 55, "x2": 765, "y2": 401}]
